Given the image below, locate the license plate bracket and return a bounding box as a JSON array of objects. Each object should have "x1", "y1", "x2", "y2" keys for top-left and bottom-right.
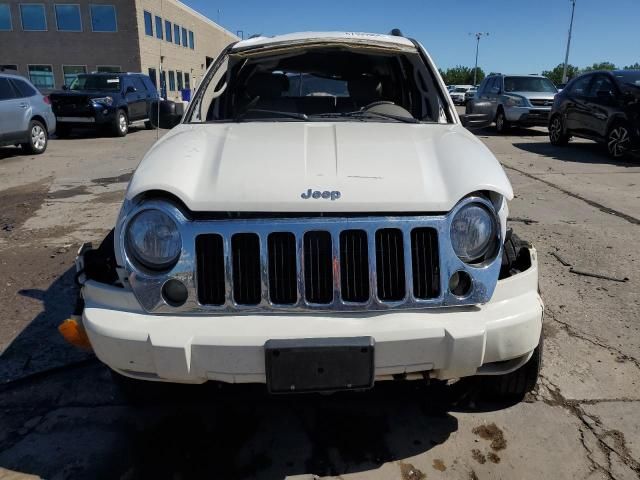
[{"x1": 265, "y1": 337, "x2": 374, "y2": 394}]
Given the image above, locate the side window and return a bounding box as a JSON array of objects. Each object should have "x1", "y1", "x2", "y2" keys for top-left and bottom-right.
[
  {"x1": 10, "y1": 79, "x2": 37, "y2": 98},
  {"x1": 588, "y1": 75, "x2": 615, "y2": 98},
  {"x1": 132, "y1": 76, "x2": 147, "y2": 92},
  {"x1": 484, "y1": 77, "x2": 495, "y2": 93},
  {"x1": 568, "y1": 75, "x2": 592, "y2": 96},
  {"x1": 0, "y1": 77, "x2": 17, "y2": 100},
  {"x1": 121, "y1": 77, "x2": 133, "y2": 93}
]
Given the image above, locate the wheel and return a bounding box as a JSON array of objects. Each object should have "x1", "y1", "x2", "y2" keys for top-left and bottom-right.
[
  {"x1": 495, "y1": 109, "x2": 509, "y2": 134},
  {"x1": 607, "y1": 122, "x2": 632, "y2": 159},
  {"x1": 112, "y1": 109, "x2": 129, "y2": 137},
  {"x1": 549, "y1": 114, "x2": 570, "y2": 146},
  {"x1": 55, "y1": 124, "x2": 71, "y2": 138},
  {"x1": 485, "y1": 336, "x2": 543, "y2": 400},
  {"x1": 20, "y1": 120, "x2": 48, "y2": 154}
]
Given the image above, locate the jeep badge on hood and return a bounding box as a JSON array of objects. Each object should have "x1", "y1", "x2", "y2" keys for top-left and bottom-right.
[{"x1": 301, "y1": 189, "x2": 341, "y2": 200}]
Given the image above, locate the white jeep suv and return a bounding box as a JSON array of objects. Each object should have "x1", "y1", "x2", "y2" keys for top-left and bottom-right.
[{"x1": 74, "y1": 32, "x2": 543, "y2": 398}]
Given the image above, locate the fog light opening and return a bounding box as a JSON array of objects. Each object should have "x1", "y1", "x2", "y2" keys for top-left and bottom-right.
[
  {"x1": 449, "y1": 271, "x2": 472, "y2": 297},
  {"x1": 162, "y1": 279, "x2": 188, "y2": 307}
]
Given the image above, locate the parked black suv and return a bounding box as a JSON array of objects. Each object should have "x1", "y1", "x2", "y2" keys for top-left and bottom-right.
[
  {"x1": 549, "y1": 70, "x2": 640, "y2": 159},
  {"x1": 50, "y1": 72, "x2": 159, "y2": 137}
]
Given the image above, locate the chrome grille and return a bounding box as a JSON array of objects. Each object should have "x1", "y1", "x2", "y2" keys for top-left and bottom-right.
[
  {"x1": 530, "y1": 99, "x2": 553, "y2": 107},
  {"x1": 194, "y1": 223, "x2": 439, "y2": 309},
  {"x1": 120, "y1": 197, "x2": 504, "y2": 314}
]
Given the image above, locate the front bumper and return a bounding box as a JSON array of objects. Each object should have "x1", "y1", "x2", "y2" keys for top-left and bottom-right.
[
  {"x1": 504, "y1": 105, "x2": 551, "y2": 125},
  {"x1": 82, "y1": 248, "x2": 543, "y2": 385},
  {"x1": 55, "y1": 105, "x2": 117, "y2": 126}
]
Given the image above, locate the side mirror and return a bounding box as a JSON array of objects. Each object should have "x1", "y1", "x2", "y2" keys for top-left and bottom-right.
[
  {"x1": 61, "y1": 85, "x2": 68, "y2": 90},
  {"x1": 460, "y1": 113, "x2": 491, "y2": 129},
  {"x1": 149, "y1": 100, "x2": 184, "y2": 129},
  {"x1": 125, "y1": 85, "x2": 136, "y2": 94}
]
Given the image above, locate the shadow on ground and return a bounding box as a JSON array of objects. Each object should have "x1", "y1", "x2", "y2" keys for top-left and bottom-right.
[
  {"x1": 0, "y1": 268, "x2": 520, "y2": 480},
  {"x1": 513, "y1": 140, "x2": 639, "y2": 167},
  {"x1": 474, "y1": 126, "x2": 549, "y2": 138}
]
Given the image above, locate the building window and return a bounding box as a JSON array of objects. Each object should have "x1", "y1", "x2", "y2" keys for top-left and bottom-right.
[
  {"x1": 20, "y1": 4, "x2": 47, "y2": 31},
  {"x1": 181, "y1": 27, "x2": 187, "y2": 47},
  {"x1": 96, "y1": 65, "x2": 120, "y2": 72},
  {"x1": 62, "y1": 65, "x2": 86, "y2": 86},
  {"x1": 143, "y1": 10, "x2": 152, "y2": 36},
  {"x1": 0, "y1": 4, "x2": 12, "y2": 31},
  {"x1": 1, "y1": 64, "x2": 18, "y2": 71},
  {"x1": 148, "y1": 67, "x2": 157, "y2": 89},
  {"x1": 28, "y1": 65, "x2": 54, "y2": 88},
  {"x1": 55, "y1": 4, "x2": 82, "y2": 32},
  {"x1": 173, "y1": 24, "x2": 180, "y2": 45},
  {"x1": 176, "y1": 71, "x2": 183, "y2": 90},
  {"x1": 154, "y1": 15, "x2": 162, "y2": 39},
  {"x1": 168, "y1": 70, "x2": 175, "y2": 91},
  {"x1": 188, "y1": 30, "x2": 194, "y2": 50},
  {"x1": 164, "y1": 19, "x2": 171, "y2": 42},
  {"x1": 184, "y1": 73, "x2": 190, "y2": 90},
  {"x1": 90, "y1": 4, "x2": 117, "y2": 32},
  {"x1": 160, "y1": 70, "x2": 166, "y2": 97}
]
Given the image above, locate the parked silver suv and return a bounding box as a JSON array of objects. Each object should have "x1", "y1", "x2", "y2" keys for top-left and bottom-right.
[
  {"x1": 0, "y1": 70, "x2": 56, "y2": 154},
  {"x1": 467, "y1": 74, "x2": 557, "y2": 133}
]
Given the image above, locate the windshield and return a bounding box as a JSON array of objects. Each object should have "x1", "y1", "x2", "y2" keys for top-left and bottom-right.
[
  {"x1": 614, "y1": 71, "x2": 640, "y2": 88},
  {"x1": 69, "y1": 74, "x2": 120, "y2": 91},
  {"x1": 186, "y1": 44, "x2": 451, "y2": 124},
  {"x1": 504, "y1": 76, "x2": 557, "y2": 93}
]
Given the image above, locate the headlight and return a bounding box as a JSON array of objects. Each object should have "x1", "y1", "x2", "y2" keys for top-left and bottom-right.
[
  {"x1": 505, "y1": 95, "x2": 525, "y2": 107},
  {"x1": 450, "y1": 203, "x2": 498, "y2": 263},
  {"x1": 92, "y1": 96, "x2": 113, "y2": 106},
  {"x1": 125, "y1": 209, "x2": 181, "y2": 271}
]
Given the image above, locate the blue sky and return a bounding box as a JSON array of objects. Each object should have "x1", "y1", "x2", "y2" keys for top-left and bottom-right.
[{"x1": 184, "y1": 0, "x2": 639, "y2": 74}]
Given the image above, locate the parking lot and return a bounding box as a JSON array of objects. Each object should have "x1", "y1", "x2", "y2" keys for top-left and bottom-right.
[{"x1": 1, "y1": 120, "x2": 639, "y2": 479}]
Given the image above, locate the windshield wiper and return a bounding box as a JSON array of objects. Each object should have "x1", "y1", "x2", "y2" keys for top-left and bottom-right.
[
  {"x1": 236, "y1": 109, "x2": 309, "y2": 121},
  {"x1": 312, "y1": 111, "x2": 419, "y2": 124}
]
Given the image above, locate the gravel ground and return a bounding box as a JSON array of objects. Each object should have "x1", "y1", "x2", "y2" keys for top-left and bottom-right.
[{"x1": 0, "y1": 120, "x2": 639, "y2": 480}]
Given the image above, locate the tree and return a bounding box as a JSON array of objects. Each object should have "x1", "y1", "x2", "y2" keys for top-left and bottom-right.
[
  {"x1": 441, "y1": 66, "x2": 485, "y2": 85},
  {"x1": 623, "y1": 62, "x2": 640, "y2": 70},
  {"x1": 542, "y1": 63, "x2": 580, "y2": 85},
  {"x1": 582, "y1": 62, "x2": 617, "y2": 72}
]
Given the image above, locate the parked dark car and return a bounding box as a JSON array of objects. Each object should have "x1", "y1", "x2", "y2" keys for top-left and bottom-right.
[
  {"x1": 50, "y1": 72, "x2": 159, "y2": 137},
  {"x1": 549, "y1": 70, "x2": 640, "y2": 159}
]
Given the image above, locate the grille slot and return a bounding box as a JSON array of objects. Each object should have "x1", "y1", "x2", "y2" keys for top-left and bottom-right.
[
  {"x1": 268, "y1": 232, "x2": 298, "y2": 304},
  {"x1": 375, "y1": 228, "x2": 406, "y2": 301},
  {"x1": 411, "y1": 228, "x2": 440, "y2": 299},
  {"x1": 231, "y1": 233, "x2": 262, "y2": 305},
  {"x1": 195, "y1": 234, "x2": 226, "y2": 305},
  {"x1": 340, "y1": 230, "x2": 370, "y2": 302},
  {"x1": 304, "y1": 231, "x2": 333, "y2": 304}
]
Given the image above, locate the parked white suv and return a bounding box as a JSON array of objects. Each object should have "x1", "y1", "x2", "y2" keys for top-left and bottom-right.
[{"x1": 72, "y1": 32, "x2": 543, "y2": 399}]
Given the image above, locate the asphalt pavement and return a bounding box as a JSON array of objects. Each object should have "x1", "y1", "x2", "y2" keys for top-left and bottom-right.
[{"x1": 0, "y1": 119, "x2": 639, "y2": 480}]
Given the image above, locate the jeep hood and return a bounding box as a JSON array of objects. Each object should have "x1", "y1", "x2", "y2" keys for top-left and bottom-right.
[{"x1": 127, "y1": 122, "x2": 513, "y2": 213}]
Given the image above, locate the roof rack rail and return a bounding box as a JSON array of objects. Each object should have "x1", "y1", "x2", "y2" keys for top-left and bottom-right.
[{"x1": 389, "y1": 28, "x2": 404, "y2": 37}]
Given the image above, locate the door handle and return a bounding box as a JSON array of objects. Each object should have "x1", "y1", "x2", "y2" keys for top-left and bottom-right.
[{"x1": 19, "y1": 102, "x2": 28, "y2": 108}]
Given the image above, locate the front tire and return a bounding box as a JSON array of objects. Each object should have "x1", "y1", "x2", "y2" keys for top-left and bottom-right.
[
  {"x1": 21, "y1": 120, "x2": 48, "y2": 154},
  {"x1": 486, "y1": 336, "x2": 542, "y2": 400},
  {"x1": 549, "y1": 114, "x2": 570, "y2": 146},
  {"x1": 495, "y1": 109, "x2": 509, "y2": 134},
  {"x1": 607, "y1": 122, "x2": 632, "y2": 159},
  {"x1": 112, "y1": 109, "x2": 129, "y2": 137}
]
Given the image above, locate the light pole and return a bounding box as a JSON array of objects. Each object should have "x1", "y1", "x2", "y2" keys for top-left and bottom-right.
[
  {"x1": 562, "y1": 0, "x2": 577, "y2": 83},
  {"x1": 470, "y1": 32, "x2": 489, "y2": 86}
]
